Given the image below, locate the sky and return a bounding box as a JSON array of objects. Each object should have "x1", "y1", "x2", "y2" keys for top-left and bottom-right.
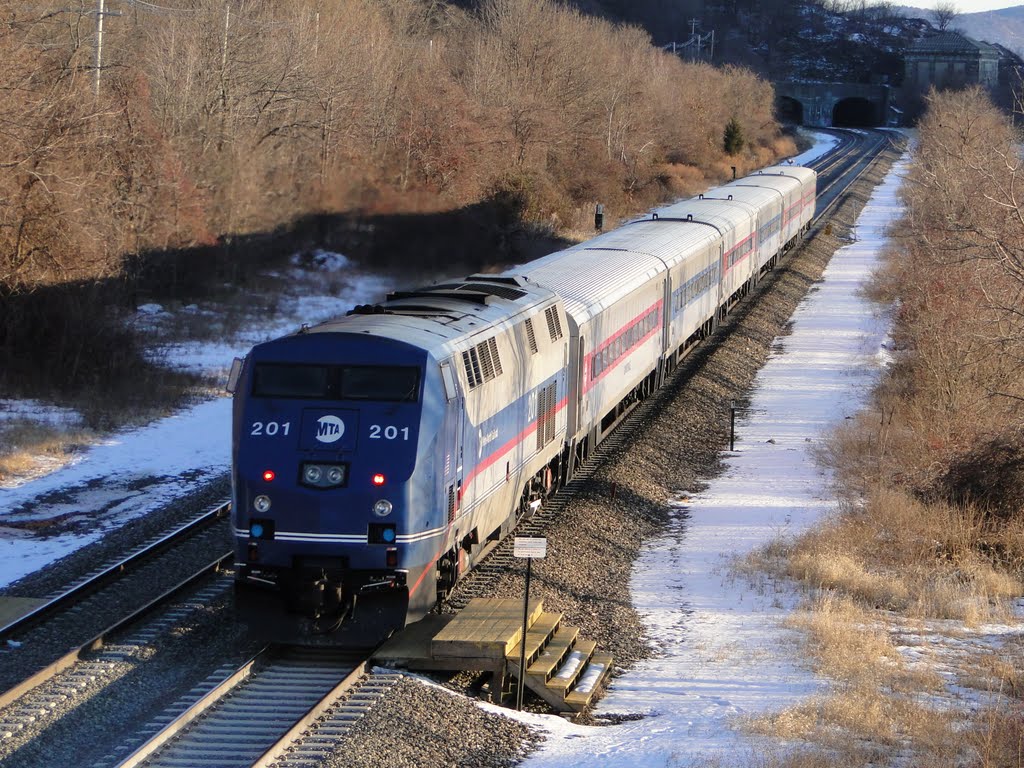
[{"x1": 887, "y1": 0, "x2": 1023, "y2": 11}]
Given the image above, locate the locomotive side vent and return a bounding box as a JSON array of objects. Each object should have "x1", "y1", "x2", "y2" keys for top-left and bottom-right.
[
  {"x1": 478, "y1": 340, "x2": 495, "y2": 380},
  {"x1": 447, "y1": 485, "x2": 456, "y2": 524},
  {"x1": 536, "y1": 381, "x2": 557, "y2": 449},
  {"x1": 545, "y1": 381, "x2": 557, "y2": 444},
  {"x1": 524, "y1": 318, "x2": 539, "y2": 354},
  {"x1": 536, "y1": 385, "x2": 549, "y2": 450},
  {"x1": 487, "y1": 337, "x2": 502, "y2": 375},
  {"x1": 462, "y1": 338, "x2": 503, "y2": 389},
  {"x1": 545, "y1": 306, "x2": 563, "y2": 341},
  {"x1": 462, "y1": 349, "x2": 483, "y2": 389}
]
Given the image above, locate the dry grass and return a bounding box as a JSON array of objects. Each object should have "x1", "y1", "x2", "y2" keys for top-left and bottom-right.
[
  {"x1": 966, "y1": 704, "x2": 1024, "y2": 768},
  {"x1": 754, "y1": 485, "x2": 1023, "y2": 624},
  {"x1": 740, "y1": 595, "x2": 962, "y2": 765},
  {"x1": 0, "y1": 420, "x2": 96, "y2": 485},
  {"x1": 738, "y1": 89, "x2": 1024, "y2": 768}
]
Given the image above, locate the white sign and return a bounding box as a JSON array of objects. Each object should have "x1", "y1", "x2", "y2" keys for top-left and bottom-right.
[{"x1": 513, "y1": 537, "x2": 547, "y2": 559}]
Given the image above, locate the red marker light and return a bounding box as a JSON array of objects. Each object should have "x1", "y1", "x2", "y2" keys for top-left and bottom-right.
[
  {"x1": 262, "y1": 470, "x2": 276, "y2": 482},
  {"x1": 372, "y1": 473, "x2": 386, "y2": 486}
]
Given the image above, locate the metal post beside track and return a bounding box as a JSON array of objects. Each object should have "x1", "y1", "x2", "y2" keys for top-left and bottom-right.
[
  {"x1": 518, "y1": 557, "x2": 531, "y2": 711},
  {"x1": 730, "y1": 400, "x2": 737, "y2": 451},
  {"x1": 513, "y1": 537, "x2": 547, "y2": 711}
]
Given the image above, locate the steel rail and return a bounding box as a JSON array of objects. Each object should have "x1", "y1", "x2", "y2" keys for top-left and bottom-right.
[
  {"x1": 812, "y1": 130, "x2": 896, "y2": 225},
  {"x1": 109, "y1": 647, "x2": 374, "y2": 768},
  {"x1": 0, "y1": 501, "x2": 230, "y2": 642},
  {"x1": 0, "y1": 553, "x2": 231, "y2": 710}
]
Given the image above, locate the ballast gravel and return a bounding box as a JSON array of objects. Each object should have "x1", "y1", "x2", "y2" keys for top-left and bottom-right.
[
  {"x1": 322, "y1": 676, "x2": 542, "y2": 768},
  {"x1": 316, "y1": 144, "x2": 904, "y2": 766}
]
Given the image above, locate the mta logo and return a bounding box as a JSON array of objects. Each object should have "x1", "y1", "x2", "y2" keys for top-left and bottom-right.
[{"x1": 315, "y1": 415, "x2": 345, "y2": 443}]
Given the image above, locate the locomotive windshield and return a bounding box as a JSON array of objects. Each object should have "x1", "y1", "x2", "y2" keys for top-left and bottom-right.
[
  {"x1": 252, "y1": 363, "x2": 420, "y2": 402},
  {"x1": 253, "y1": 364, "x2": 330, "y2": 398}
]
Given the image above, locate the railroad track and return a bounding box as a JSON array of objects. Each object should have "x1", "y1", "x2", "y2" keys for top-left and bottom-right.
[
  {"x1": 94, "y1": 647, "x2": 399, "y2": 768},
  {"x1": 0, "y1": 502, "x2": 233, "y2": 709},
  {"x1": 810, "y1": 128, "x2": 896, "y2": 219}
]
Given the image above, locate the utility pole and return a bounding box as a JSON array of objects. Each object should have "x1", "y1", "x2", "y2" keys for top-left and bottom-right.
[
  {"x1": 94, "y1": 0, "x2": 105, "y2": 98},
  {"x1": 92, "y1": 0, "x2": 121, "y2": 98}
]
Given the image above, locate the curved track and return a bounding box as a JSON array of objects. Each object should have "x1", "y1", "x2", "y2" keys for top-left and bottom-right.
[{"x1": 446, "y1": 127, "x2": 897, "y2": 611}]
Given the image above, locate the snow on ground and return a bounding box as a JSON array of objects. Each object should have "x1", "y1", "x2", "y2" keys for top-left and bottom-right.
[
  {"x1": 497, "y1": 153, "x2": 909, "y2": 766},
  {"x1": 0, "y1": 261, "x2": 396, "y2": 588},
  {"x1": 0, "y1": 400, "x2": 83, "y2": 428},
  {"x1": 139, "y1": 252, "x2": 395, "y2": 379},
  {"x1": 788, "y1": 129, "x2": 838, "y2": 165}
]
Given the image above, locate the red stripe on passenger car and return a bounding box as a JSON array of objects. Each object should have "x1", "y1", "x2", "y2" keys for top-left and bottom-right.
[{"x1": 408, "y1": 396, "x2": 568, "y2": 599}]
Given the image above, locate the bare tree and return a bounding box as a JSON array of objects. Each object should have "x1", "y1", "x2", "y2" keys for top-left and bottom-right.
[{"x1": 933, "y1": 1, "x2": 960, "y2": 31}]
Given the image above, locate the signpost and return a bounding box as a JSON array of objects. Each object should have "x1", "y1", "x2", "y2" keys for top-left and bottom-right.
[{"x1": 513, "y1": 536, "x2": 547, "y2": 710}]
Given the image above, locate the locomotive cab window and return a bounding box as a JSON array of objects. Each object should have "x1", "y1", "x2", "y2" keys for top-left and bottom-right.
[
  {"x1": 252, "y1": 363, "x2": 420, "y2": 402},
  {"x1": 341, "y1": 366, "x2": 420, "y2": 402},
  {"x1": 252, "y1": 364, "x2": 330, "y2": 398}
]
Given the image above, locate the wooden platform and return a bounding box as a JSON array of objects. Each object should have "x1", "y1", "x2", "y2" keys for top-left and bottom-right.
[
  {"x1": 372, "y1": 597, "x2": 614, "y2": 713},
  {"x1": 0, "y1": 596, "x2": 46, "y2": 630},
  {"x1": 432, "y1": 598, "x2": 543, "y2": 661}
]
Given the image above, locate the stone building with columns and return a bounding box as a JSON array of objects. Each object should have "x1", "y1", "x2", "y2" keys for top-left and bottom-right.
[{"x1": 904, "y1": 32, "x2": 1000, "y2": 91}]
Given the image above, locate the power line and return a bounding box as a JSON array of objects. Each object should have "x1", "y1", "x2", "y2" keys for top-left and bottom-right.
[{"x1": 122, "y1": 0, "x2": 198, "y2": 16}]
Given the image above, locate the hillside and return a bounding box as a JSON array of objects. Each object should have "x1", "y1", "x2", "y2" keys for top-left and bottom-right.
[
  {"x1": 897, "y1": 3, "x2": 1024, "y2": 51},
  {"x1": 537, "y1": 0, "x2": 931, "y2": 84}
]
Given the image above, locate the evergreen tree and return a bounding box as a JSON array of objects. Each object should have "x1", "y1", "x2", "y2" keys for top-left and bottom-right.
[{"x1": 723, "y1": 117, "x2": 745, "y2": 155}]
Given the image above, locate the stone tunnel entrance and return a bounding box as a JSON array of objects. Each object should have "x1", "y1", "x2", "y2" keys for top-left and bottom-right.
[
  {"x1": 832, "y1": 97, "x2": 879, "y2": 127},
  {"x1": 776, "y1": 96, "x2": 804, "y2": 125}
]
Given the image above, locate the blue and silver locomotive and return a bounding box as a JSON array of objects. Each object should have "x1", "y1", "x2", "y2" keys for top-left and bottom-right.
[{"x1": 230, "y1": 277, "x2": 571, "y2": 644}]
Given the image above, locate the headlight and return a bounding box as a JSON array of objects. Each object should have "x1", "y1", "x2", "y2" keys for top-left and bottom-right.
[
  {"x1": 373, "y1": 499, "x2": 393, "y2": 517},
  {"x1": 253, "y1": 495, "x2": 272, "y2": 513},
  {"x1": 299, "y1": 462, "x2": 348, "y2": 489}
]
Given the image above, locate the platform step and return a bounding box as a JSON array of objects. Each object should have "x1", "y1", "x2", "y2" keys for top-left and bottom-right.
[
  {"x1": 545, "y1": 638, "x2": 596, "y2": 696},
  {"x1": 524, "y1": 625, "x2": 580, "y2": 682},
  {"x1": 505, "y1": 612, "x2": 562, "y2": 667},
  {"x1": 564, "y1": 652, "x2": 613, "y2": 712}
]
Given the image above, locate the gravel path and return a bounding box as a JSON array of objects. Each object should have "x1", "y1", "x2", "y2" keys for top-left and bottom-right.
[{"x1": 445, "y1": 147, "x2": 904, "y2": 689}]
